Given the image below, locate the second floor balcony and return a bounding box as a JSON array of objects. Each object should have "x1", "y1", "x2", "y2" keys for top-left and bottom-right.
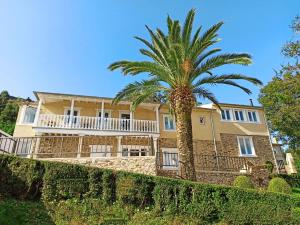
[{"x1": 36, "y1": 114, "x2": 159, "y2": 133}]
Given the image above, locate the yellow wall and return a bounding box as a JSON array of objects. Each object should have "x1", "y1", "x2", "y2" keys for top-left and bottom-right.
[
  {"x1": 13, "y1": 99, "x2": 269, "y2": 140},
  {"x1": 158, "y1": 105, "x2": 269, "y2": 141}
]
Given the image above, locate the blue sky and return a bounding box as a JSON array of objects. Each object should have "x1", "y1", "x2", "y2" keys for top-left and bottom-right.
[{"x1": 0, "y1": 0, "x2": 298, "y2": 105}]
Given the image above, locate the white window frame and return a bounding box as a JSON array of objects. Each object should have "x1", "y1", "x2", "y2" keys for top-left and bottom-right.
[
  {"x1": 121, "y1": 145, "x2": 149, "y2": 157},
  {"x1": 163, "y1": 114, "x2": 176, "y2": 131},
  {"x1": 89, "y1": 145, "x2": 112, "y2": 158},
  {"x1": 220, "y1": 108, "x2": 233, "y2": 121},
  {"x1": 20, "y1": 106, "x2": 37, "y2": 125},
  {"x1": 246, "y1": 110, "x2": 260, "y2": 123},
  {"x1": 237, "y1": 136, "x2": 256, "y2": 157},
  {"x1": 162, "y1": 148, "x2": 179, "y2": 170},
  {"x1": 233, "y1": 109, "x2": 246, "y2": 122}
]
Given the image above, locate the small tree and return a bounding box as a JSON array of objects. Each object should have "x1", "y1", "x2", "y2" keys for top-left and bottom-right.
[{"x1": 267, "y1": 178, "x2": 292, "y2": 194}]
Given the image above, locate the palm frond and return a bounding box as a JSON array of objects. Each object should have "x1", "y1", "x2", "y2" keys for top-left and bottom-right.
[
  {"x1": 182, "y1": 9, "x2": 195, "y2": 48},
  {"x1": 193, "y1": 87, "x2": 220, "y2": 108}
]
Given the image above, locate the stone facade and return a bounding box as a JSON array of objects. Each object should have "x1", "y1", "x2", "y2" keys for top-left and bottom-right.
[{"x1": 40, "y1": 156, "x2": 157, "y2": 176}]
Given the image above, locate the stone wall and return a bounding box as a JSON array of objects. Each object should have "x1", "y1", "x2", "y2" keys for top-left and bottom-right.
[{"x1": 40, "y1": 156, "x2": 157, "y2": 176}]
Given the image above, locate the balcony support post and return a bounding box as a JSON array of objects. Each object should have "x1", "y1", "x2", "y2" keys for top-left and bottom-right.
[
  {"x1": 130, "y1": 104, "x2": 133, "y2": 131},
  {"x1": 100, "y1": 100, "x2": 104, "y2": 130},
  {"x1": 77, "y1": 135, "x2": 83, "y2": 158},
  {"x1": 155, "y1": 106, "x2": 159, "y2": 133},
  {"x1": 68, "y1": 99, "x2": 75, "y2": 127},
  {"x1": 153, "y1": 137, "x2": 158, "y2": 156},
  {"x1": 33, "y1": 100, "x2": 42, "y2": 126}
]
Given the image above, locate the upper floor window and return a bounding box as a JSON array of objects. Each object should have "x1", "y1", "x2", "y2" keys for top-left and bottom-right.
[
  {"x1": 163, "y1": 115, "x2": 175, "y2": 131},
  {"x1": 22, "y1": 106, "x2": 37, "y2": 124},
  {"x1": 234, "y1": 110, "x2": 245, "y2": 121},
  {"x1": 221, "y1": 109, "x2": 231, "y2": 121},
  {"x1": 199, "y1": 116, "x2": 205, "y2": 125},
  {"x1": 247, "y1": 111, "x2": 259, "y2": 123},
  {"x1": 237, "y1": 136, "x2": 255, "y2": 156}
]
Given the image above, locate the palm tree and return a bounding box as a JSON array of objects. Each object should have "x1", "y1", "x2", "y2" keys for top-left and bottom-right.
[{"x1": 108, "y1": 9, "x2": 262, "y2": 181}]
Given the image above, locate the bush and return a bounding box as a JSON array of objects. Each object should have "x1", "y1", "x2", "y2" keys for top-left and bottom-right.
[
  {"x1": 233, "y1": 175, "x2": 254, "y2": 189},
  {"x1": 268, "y1": 177, "x2": 292, "y2": 194},
  {"x1": 0, "y1": 154, "x2": 296, "y2": 224}
]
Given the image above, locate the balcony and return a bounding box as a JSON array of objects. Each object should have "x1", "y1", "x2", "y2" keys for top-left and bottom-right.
[{"x1": 36, "y1": 114, "x2": 158, "y2": 133}]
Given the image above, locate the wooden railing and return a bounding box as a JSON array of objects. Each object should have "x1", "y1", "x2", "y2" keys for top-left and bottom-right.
[{"x1": 37, "y1": 114, "x2": 158, "y2": 133}]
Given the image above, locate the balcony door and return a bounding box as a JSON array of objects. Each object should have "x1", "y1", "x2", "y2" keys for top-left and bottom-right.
[
  {"x1": 65, "y1": 109, "x2": 79, "y2": 125},
  {"x1": 97, "y1": 110, "x2": 111, "y2": 129},
  {"x1": 120, "y1": 112, "x2": 130, "y2": 131}
]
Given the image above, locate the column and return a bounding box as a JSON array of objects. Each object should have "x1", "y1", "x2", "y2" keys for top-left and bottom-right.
[
  {"x1": 100, "y1": 100, "x2": 104, "y2": 130},
  {"x1": 68, "y1": 99, "x2": 75, "y2": 127},
  {"x1": 130, "y1": 109, "x2": 133, "y2": 131},
  {"x1": 77, "y1": 135, "x2": 83, "y2": 158},
  {"x1": 32, "y1": 133, "x2": 41, "y2": 159},
  {"x1": 117, "y1": 136, "x2": 122, "y2": 157},
  {"x1": 155, "y1": 106, "x2": 160, "y2": 133},
  {"x1": 153, "y1": 137, "x2": 158, "y2": 156},
  {"x1": 33, "y1": 100, "x2": 42, "y2": 126}
]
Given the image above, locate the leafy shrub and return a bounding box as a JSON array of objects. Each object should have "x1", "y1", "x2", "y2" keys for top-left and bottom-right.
[
  {"x1": 233, "y1": 175, "x2": 254, "y2": 189},
  {"x1": 265, "y1": 160, "x2": 274, "y2": 173},
  {"x1": 268, "y1": 177, "x2": 292, "y2": 194}
]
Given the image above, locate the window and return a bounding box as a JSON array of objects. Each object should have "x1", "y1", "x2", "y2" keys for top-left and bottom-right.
[
  {"x1": 22, "y1": 107, "x2": 37, "y2": 124},
  {"x1": 90, "y1": 145, "x2": 111, "y2": 157},
  {"x1": 247, "y1": 111, "x2": 259, "y2": 123},
  {"x1": 234, "y1": 110, "x2": 245, "y2": 121},
  {"x1": 122, "y1": 146, "x2": 148, "y2": 157},
  {"x1": 221, "y1": 109, "x2": 231, "y2": 121},
  {"x1": 64, "y1": 109, "x2": 80, "y2": 124},
  {"x1": 163, "y1": 115, "x2": 175, "y2": 130},
  {"x1": 162, "y1": 148, "x2": 179, "y2": 169},
  {"x1": 237, "y1": 136, "x2": 255, "y2": 156},
  {"x1": 199, "y1": 116, "x2": 205, "y2": 125}
]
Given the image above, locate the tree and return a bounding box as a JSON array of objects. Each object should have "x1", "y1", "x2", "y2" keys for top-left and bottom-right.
[
  {"x1": 259, "y1": 16, "x2": 300, "y2": 150},
  {"x1": 108, "y1": 9, "x2": 262, "y2": 181},
  {"x1": 281, "y1": 16, "x2": 300, "y2": 58},
  {"x1": 259, "y1": 65, "x2": 300, "y2": 148}
]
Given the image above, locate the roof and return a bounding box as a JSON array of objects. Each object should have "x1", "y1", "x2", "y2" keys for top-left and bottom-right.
[
  {"x1": 32, "y1": 91, "x2": 263, "y2": 110},
  {"x1": 33, "y1": 91, "x2": 160, "y2": 107}
]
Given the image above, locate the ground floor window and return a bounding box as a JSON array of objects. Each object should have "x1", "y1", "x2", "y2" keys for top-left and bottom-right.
[
  {"x1": 162, "y1": 148, "x2": 179, "y2": 169},
  {"x1": 237, "y1": 136, "x2": 256, "y2": 156},
  {"x1": 89, "y1": 145, "x2": 112, "y2": 157},
  {"x1": 121, "y1": 145, "x2": 148, "y2": 157}
]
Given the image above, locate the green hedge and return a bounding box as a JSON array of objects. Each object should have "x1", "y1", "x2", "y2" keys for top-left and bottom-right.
[{"x1": 0, "y1": 154, "x2": 297, "y2": 224}]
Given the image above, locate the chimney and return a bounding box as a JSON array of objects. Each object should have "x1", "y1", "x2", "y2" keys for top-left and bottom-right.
[{"x1": 249, "y1": 99, "x2": 254, "y2": 106}]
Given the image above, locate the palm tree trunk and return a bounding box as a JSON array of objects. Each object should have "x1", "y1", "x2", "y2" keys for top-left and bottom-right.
[{"x1": 171, "y1": 87, "x2": 196, "y2": 181}]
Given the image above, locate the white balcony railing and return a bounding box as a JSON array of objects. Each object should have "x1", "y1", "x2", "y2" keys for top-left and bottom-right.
[{"x1": 36, "y1": 114, "x2": 158, "y2": 133}]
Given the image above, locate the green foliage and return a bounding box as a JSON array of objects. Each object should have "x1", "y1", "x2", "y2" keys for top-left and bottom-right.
[
  {"x1": 275, "y1": 174, "x2": 300, "y2": 188},
  {"x1": 0, "y1": 155, "x2": 297, "y2": 224},
  {"x1": 282, "y1": 16, "x2": 300, "y2": 58},
  {"x1": 259, "y1": 65, "x2": 300, "y2": 148},
  {"x1": 265, "y1": 161, "x2": 274, "y2": 173},
  {"x1": 0, "y1": 90, "x2": 23, "y2": 135},
  {"x1": 233, "y1": 175, "x2": 254, "y2": 189},
  {"x1": 109, "y1": 9, "x2": 261, "y2": 111},
  {"x1": 268, "y1": 177, "x2": 292, "y2": 194},
  {"x1": 0, "y1": 198, "x2": 54, "y2": 225}
]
